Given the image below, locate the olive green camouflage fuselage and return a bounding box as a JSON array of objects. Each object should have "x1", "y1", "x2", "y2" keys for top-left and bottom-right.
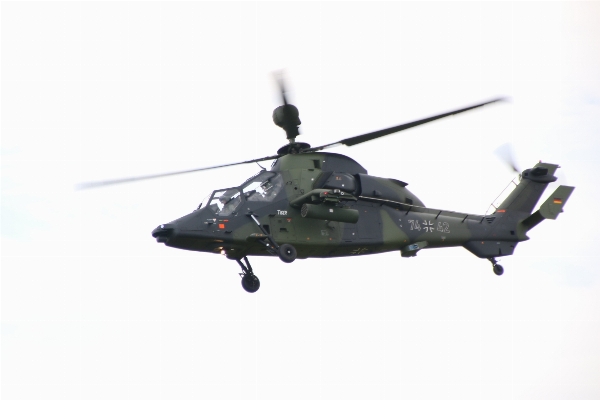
[{"x1": 152, "y1": 152, "x2": 573, "y2": 262}]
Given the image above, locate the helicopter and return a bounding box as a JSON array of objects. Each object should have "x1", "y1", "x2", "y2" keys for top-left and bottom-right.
[{"x1": 80, "y1": 77, "x2": 574, "y2": 293}]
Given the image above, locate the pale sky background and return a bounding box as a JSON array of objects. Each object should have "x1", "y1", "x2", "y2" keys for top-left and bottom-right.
[{"x1": 2, "y1": 2, "x2": 600, "y2": 399}]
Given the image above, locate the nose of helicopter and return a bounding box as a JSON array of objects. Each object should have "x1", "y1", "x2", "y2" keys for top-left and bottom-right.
[
  {"x1": 151, "y1": 209, "x2": 216, "y2": 251},
  {"x1": 152, "y1": 223, "x2": 175, "y2": 243},
  {"x1": 152, "y1": 209, "x2": 204, "y2": 243}
]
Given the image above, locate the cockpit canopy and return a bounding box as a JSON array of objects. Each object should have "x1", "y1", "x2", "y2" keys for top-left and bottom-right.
[{"x1": 202, "y1": 171, "x2": 284, "y2": 216}]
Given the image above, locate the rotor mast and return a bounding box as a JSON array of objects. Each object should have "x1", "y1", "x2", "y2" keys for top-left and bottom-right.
[{"x1": 272, "y1": 72, "x2": 312, "y2": 155}]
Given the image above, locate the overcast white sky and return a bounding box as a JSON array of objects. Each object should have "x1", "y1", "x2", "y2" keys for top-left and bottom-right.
[{"x1": 2, "y1": 2, "x2": 600, "y2": 399}]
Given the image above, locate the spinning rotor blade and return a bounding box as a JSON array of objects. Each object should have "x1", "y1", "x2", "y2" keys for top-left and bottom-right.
[
  {"x1": 304, "y1": 98, "x2": 505, "y2": 152},
  {"x1": 272, "y1": 71, "x2": 301, "y2": 141},
  {"x1": 76, "y1": 154, "x2": 281, "y2": 190},
  {"x1": 273, "y1": 71, "x2": 289, "y2": 105},
  {"x1": 494, "y1": 143, "x2": 520, "y2": 173},
  {"x1": 78, "y1": 93, "x2": 505, "y2": 190}
]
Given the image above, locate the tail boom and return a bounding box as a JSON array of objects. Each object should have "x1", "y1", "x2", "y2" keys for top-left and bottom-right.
[{"x1": 463, "y1": 162, "x2": 574, "y2": 259}]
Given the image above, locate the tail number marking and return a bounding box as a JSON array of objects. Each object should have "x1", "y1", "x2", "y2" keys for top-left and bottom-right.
[
  {"x1": 408, "y1": 220, "x2": 421, "y2": 231},
  {"x1": 437, "y1": 222, "x2": 450, "y2": 233},
  {"x1": 409, "y1": 220, "x2": 450, "y2": 233}
]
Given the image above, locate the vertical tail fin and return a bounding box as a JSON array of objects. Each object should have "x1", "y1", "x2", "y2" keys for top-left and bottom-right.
[
  {"x1": 496, "y1": 162, "x2": 559, "y2": 215},
  {"x1": 462, "y1": 162, "x2": 573, "y2": 260}
]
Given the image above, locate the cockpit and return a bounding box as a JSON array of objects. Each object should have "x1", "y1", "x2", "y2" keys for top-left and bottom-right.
[{"x1": 201, "y1": 171, "x2": 284, "y2": 216}]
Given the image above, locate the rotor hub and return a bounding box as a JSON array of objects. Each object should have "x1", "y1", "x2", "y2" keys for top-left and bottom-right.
[
  {"x1": 277, "y1": 142, "x2": 311, "y2": 155},
  {"x1": 273, "y1": 104, "x2": 301, "y2": 141}
]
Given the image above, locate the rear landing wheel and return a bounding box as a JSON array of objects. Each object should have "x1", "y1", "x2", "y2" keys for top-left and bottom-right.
[
  {"x1": 241, "y1": 274, "x2": 260, "y2": 293},
  {"x1": 278, "y1": 243, "x2": 297, "y2": 263},
  {"x1": 493, "y1": 264, "x2": 504, "y2": 276}
]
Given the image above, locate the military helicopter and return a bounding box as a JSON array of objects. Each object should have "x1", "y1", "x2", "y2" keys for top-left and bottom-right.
[{"x1": 80, "y1": 76, "x2": 574, "y2": 293}]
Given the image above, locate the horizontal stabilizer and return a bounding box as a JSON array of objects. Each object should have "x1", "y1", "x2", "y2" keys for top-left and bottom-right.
[{"x1": 519, "y1": 185, "x2": 574, "y2": 232}]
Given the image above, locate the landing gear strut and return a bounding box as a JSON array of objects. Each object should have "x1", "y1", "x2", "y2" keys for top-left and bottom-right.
[
  {"x1": 237, "y1": 257, "x2": 260, "y2": 293},
  {"x1": 488, "y1": 257, "x2": 504, "y2": 276},
  {"x1": 247, "y1": 213, "x2": 297, "y2": 263}
]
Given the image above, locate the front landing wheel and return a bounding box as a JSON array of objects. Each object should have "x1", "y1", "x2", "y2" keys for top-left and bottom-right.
[
  {"x1": 493, "y1": 264, "x2": 504, "y2": 276},
  {"x1": 241, "y1": 274, "x2": 260, "y2": 293}
]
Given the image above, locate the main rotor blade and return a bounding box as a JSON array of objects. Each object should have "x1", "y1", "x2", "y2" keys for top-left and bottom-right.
[
  {"x1": 76, "y1": 154, "x2": 281, "y2": 190},
  {"x1": 304, "y1": 98, "x2": 505, "y2": 152},
  {"x1": 273, "y1": 70, "x2": 288, "y2": 105}
]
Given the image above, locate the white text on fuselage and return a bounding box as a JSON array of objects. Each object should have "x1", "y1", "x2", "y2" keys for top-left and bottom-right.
[{"x1": 408, "y1": 220, "x2": 450, "y2": 233}]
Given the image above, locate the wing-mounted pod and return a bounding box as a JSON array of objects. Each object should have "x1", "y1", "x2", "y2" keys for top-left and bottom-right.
[
  {"x1": 300, "y1": 203, "x2": 359, "y2": 223},
  {"x1": 289, "y1": 188, "x2": 359, "y2": 223},
  {"x1": 289, "y1": 171, "x2": 359, "y2": 223}
]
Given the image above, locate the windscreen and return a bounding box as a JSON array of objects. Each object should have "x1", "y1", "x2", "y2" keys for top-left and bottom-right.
[
  {"x1": 204, "y1": 172, "x2": 283, "y2": 216},
  {"x1": 241, "y1": 172, "x2": 283, "y2": 202},
  {"x1": 207, "y1": 188, "x2": 242, "y2": 216}
]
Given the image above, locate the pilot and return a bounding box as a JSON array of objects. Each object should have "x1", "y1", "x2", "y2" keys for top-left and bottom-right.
[
  {"x1": 218, "y1": 195, "x2": 231, "y2": 211},
  {"x1": 261, "y1": 181, "x2": 273, "y2": 192},
  {"x1": 219, "y1": 194, "x2": 241, "y2": 215},
  {"x1": 261, "y1": 179, "x2": 278, "y2": 201},
  {"x1": 246, "y1": 181, "x2": 272, "y2": 202}
]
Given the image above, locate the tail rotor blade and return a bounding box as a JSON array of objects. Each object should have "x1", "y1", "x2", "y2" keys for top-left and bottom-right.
[{"x1": 494, "y1": 143, "x2": 520, "y2": 173}]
